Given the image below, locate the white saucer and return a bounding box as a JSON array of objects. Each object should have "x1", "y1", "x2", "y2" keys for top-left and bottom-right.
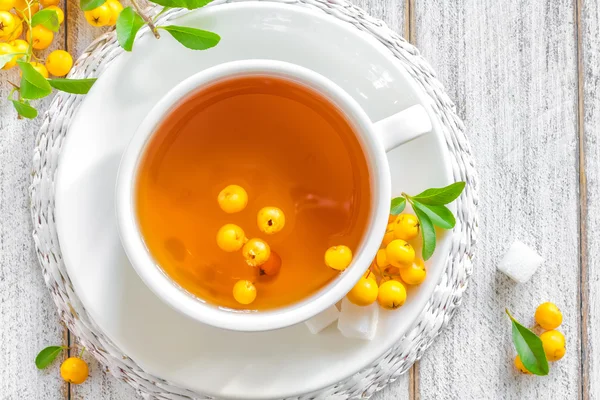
[{"x1": 55, "y1": 3, "x2": 453, "y2": 399}]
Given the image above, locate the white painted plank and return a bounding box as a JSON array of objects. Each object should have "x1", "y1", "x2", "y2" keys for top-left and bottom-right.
[
  {"x1": 0, "y1": 4, "x2": 69, "y2": 395},
  {"x1": 414, "y1": 1, "x2": 580, "y2": 399},
  {"x1": 582, "y1": 0, "x2": 600, "y2": 399}
]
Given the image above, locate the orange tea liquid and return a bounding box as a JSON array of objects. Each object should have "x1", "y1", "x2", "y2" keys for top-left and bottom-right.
[{"x1": 135, "y1": 75, "x2": 372, "y2": 310}]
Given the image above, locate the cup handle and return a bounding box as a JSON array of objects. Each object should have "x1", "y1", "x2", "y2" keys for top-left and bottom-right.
[{"x1": 374, "y1": 104, "x2": 432, "y2": 152}]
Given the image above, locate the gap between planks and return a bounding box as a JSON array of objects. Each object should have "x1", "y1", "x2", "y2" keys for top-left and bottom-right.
[
  {"x1": 405, "y1": 1, "x2": 418, "y2": 399},
  {"x1": 575, "y1": 0, "x2": 589, "y2": 399}
]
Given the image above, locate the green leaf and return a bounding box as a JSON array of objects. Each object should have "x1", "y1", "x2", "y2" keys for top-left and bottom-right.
[
  {"x1": 31, "y1": 9, "x2": 59, "y2": 32},
  {"x1": 151, "y1": 0, "x2": 211, "y2": 10},
  {"x1": 160, "y1": 25, "x2": 220, "y2": 50},
  {"x1": 0, "y1": 54, "x2": 13, "y2": 69},
  {"x1": 11, "y1": 100, "x2": 38, "y2": 119},
  {"x1": 116, "y1": 7, "x2": 145, "y2": 52},
  {"x1": 412, "y1": 202, "x2": 455, "y2": 229},
  {"x1": 412, "y1": 182, "x2": 466, "y2": 206},
  {"x1": 35, "y1": 346, "x2": 66, "y2": 369},
  {"x1": 18, "y1": 61, "x2": 52, "y2": 100},
  {"x1": 48, "y1": 78, "x2": 97, "y2": 94},
  {"x1": 80, "y1": 0, "x2": 106, "y2": 11},
  {"x1": 413, "y1": 205, "x2": 436, "y2": 260},
  {"x1": 390, "y1": 197, "x2": 406, "y2": 215},
  {"x1": 506, "y1": 310, "x2": 549, "y2": 376}
]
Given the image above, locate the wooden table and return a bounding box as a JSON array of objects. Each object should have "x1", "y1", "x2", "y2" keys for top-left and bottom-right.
[{"x1": 0, "y1": 0, "x2": 596, "y2": 398}]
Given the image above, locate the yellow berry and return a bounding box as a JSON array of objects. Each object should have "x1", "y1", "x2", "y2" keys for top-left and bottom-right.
[
  {"x1": 0, "y1": 0, "x2": 16, "y2": 12},
  {"x1": 40, "y1": 0, "x2": 60, "y2": 7},
  {"x1": 60, "y1": 357, "x2": 89, "y2": 384},
  {"x1": 27, "y1": 25, "x2": 53, "y2": 50},
  {"x1": 388, "y1": 214, "x2": 397, "y2": 224},
  {"x1": 216, "y1": 223, "x2": 246, "y2": 252},
  {"x1": 14, "y1": 0, "x2": 39, "y2": 18},
  {"x1": 375, "y1": 249, "x2": 389, "y2": 268},
  {"x1": 44, "y1": 6, "x2": 64, "y2": 24},
  {"x1": 84, "y1": 3, "x2": 111, "y2": 27},
  {"x1": 29, "y1": 61, "x2": 48, "y2": 78},
  {"x1": 540, "y1": 330, "x2": 566, "y2": 362},
  {"x1": 8, "y1": 38, "x2": 27, "y2": 64},
  {"x1": 385, "y1": 239, "x2": 415, "y2": 268},
  {"x1": 0, "y1": 10, "x2": 17, "y2": 39},
  {"x1": 5, "y1": 17, "x2": 22, "y2": 41},
  {"x1": 324, "y1": 245, "x2": 352, "y2": 271},
  {"x1": 377, "y1": 280, "x2": 407, "y2": 310},
  {"x1": 106, "y1": 0, "x2": 123, "y2": 26},
  {"x1": 399, "y1": 258, "x2": 426, "y2": 285},
  {"x1": 535, "y1": 302, "x2": 562, "y2": 330},
  {"x1": 347, "y1": 276, "x2": 378, "y2": 306},
  {"x1": 217, "y1": 184, "x2": 248, "y2": 213},
  {"x1": 232, "y1": 280, "x2": 256, "y2": 305},
  {"x1": 514, "y1": 355, "x2": 531, "y2": 374},
  {"x1": 381, "y1": 225, "x2": 395, "y2": 248},
  {"x1": 258, "y1": 250, "x2": 281, "y2": 276},
  {"x1": 393, "y1": 214, "x2": 420, "y2": 241},
  {"x1": 242, "y1": 238, "x2": 270, "y2": 267},
  {"x1": 257, "y1": 206, "x2": 285, "y2": 234},
  {"x1": 46, "y1": 50, "x2": 72, "y2": 77},
  {"x1": 0, "y1": 43, "x2": 16, "y2": 70}
]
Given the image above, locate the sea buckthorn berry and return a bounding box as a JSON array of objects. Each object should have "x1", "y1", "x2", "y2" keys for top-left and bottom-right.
[
  {"x1": 535, "y1": 302, "x2": 562, "y2": 331},
  {"x1": 6, "y1": 17, "x2": 22, "y2": 41},
  {"x1": 106, "y1": 0, "x2": 123, "y2": 26},
  {"x1": 0, "y1": 11, "x2": 17, "y2": 39},
  {"x1": 60, "y1": 357, "x2": 89, "y2": 384},
  {"x1": 217, "y1": 184, "x2": 248, "y2": 213},
  {"x1": 28, "y1": 25, "x2": 53, "y2": 50},
  {"x1": 540, "y1": 330, "x2": 566, "y2": 362},
  {"x1": 364, "y1": 270, "x2": 377, "y2": 282},
  {"x1": 381, "y1": 227, "x2": 395, "y2": 248},
  {"x1": 216, "y1": 224, "x2": 246, "y2": 252},
  {"x1": 377, "y1": 280, "x2": 407, "y2": 310},
  {"x1": 324, "y1": 245, "x2": 352, "y2": 271},
  {"x1": 259, "y1": 250, "x2": 281, "y2": 276},
  {"x1": 8, "y1": 38, "x2": 27, "y2": 64},
  {"x1": 347, "y1": 276, "x2": 378, "y2": 306},
  {"x1": 257, "y1": 206, "x2": 285, "y2": 234},
  {"x1": 393, "y1": 214, "x2": 420, "y2": 241},
  {"x1": 385, "y1": 239, "x2": 415, "y2": 268},
  {"x1": 27, "y1": 62, "x2": 48, "y2": 78},
  {"x1": 40, "y1": 0, "x2": 60, "y2": 7},
  {"x1": 46, "y1": 50, "x2": 72, "y2": 77},
  {"x1": 44, "y1": 6, "x2": 64, "y2": 24},
  {"x1": 0, "y1": 0, "x2": 16, "y2": 12},
  {"x1": 243, "y1": 238, "x2": 270, "y2": 267},
  {"x1": 375, "y1": 249, "x2": 389, "y2": 268},
  {"x1": 388, "y1": 214, "x2": 397, "y2": 224},
  {"x1": 399, "y1": 258, "x2": 426, "y2": 285},
  {"x1": 84, "y1": 3, "x2": 111, "y2": 27},
  {"x1": 232, "y1": 280, "x2": 257, "y2": 305},
  {"x1": 0, "y1": 43, "x2": 16, "y2": 70},
  {"x1": 514, "y1": 355, "x2": 531, "y2": 374}
]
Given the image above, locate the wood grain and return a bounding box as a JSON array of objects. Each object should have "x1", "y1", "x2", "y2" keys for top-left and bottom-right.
[
  {"x1": 581, "y1": 0, "x2": 599, "y2": 398},
  {"x1": 414, "y1": 1, "x2": 581, "y2": 399},
  {"x1": 0, "y1": 2, "x2": 69, "y2": 396}
]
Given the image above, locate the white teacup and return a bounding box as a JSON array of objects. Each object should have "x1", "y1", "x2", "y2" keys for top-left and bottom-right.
[{"x1": 116, "y1": 59, "x2": 431, "y2": 332}]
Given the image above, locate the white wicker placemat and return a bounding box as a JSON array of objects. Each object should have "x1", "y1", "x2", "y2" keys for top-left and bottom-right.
[{"x1": 30, "y1": 1, "x2": 478, "y2": 398}]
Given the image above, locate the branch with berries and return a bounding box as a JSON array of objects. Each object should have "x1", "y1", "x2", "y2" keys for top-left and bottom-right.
[{"x1": 0, "y1": 0, "x2": 219, "y2": 119}]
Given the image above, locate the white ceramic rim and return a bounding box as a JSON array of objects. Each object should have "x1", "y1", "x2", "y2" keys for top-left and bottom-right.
[{"x1": 115, "y1": 59, "x2": 392, "y2": 332}]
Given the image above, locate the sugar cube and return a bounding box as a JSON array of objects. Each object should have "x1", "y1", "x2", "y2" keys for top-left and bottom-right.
[
  {"x1": 498, "y1": 240, "x2": 544, "y2": 283},
  {"x1": 337, "y1": 297, "x2": 379, "y2": 340},
  {"x1": 305, "y1": 305, "x2": 340, "y2": 334}
]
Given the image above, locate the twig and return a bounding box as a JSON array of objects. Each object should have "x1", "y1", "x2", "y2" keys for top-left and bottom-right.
[{"x1": 130, "y1": 0, "x2": 160, "y2": 39}]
